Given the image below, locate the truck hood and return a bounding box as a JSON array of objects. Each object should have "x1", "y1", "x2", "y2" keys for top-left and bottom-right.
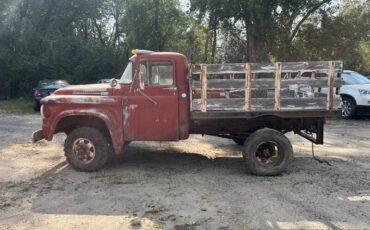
[{"x1": 53, "y1": 84, "x2": 113, "y2": 96}]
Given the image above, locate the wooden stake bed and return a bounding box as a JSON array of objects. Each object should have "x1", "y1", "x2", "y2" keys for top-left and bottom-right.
[{"x1": 190, "y1": 61, "x2": 343, "y2": 113}]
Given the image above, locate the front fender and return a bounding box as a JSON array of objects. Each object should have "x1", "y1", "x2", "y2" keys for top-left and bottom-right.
[{"x1": 46, "y1": 109, "x2": 123, "y2": 155}]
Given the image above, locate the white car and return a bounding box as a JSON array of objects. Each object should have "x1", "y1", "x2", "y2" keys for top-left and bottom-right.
[{"x1": 340, "y1": 70, "x2": 370, "y2": 119}]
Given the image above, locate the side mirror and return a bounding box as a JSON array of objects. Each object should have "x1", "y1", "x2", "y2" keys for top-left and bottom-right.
[
  {"x1": 139, "y1": 72, "x2": 145, "y2": 90},
  {"x1": 110, "y1": 78, "x2": 118, "y2": 88}
]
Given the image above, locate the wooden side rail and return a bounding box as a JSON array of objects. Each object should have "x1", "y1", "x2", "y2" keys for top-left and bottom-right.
[{"x1": 190, "y1": 61, "x2": 343, "y2": 112}]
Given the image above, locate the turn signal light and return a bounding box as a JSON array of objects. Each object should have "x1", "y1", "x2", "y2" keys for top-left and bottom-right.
[
  {"x1": 34, "y1": 89, "x2": 41, "y2": 96},
  {"x1": 131, "y1": 49, "x2": 138, "y2": 56}
]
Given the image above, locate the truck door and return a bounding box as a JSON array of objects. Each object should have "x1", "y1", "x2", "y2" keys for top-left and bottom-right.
[{"x1": 123, "y1": 59, "x2": 180, "y2": 141}]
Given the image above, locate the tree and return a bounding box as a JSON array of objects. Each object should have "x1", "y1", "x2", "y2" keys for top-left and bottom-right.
[
  {"x1": 294, "y1": 0, "x2": 370, "y2": 74},
  {"x1": 190, "y1": 0, "x2": 333, "y2": 62}
]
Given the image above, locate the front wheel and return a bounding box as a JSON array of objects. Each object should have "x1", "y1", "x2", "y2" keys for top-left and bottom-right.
[
  {"x1": 341, "y1": 97, "x2": 356, "y2": 119},
  {"x1": 243, "y1": 129, "x2": 293, "y2": 176},
  {"x1": 64, "y1": 127, "x2": 110, "y2": 172}
]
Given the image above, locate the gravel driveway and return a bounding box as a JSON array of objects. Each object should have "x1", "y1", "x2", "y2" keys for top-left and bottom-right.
[{"x1": 0, "y1": 112, "x2": 369, "y2": 229}]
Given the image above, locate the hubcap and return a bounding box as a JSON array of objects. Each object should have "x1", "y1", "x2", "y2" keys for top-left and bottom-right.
[
  {"x1": 72, "y1": 138, "x2": 96, "y2": 164},
  {"x1": 254, "y1": 141, "x2": 283, "y2": 168},
  {"x1": 341, "y1": 100, "x2": 352, "y2": 117}
]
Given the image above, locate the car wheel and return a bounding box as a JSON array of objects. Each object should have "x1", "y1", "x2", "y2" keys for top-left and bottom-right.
[
  {"x1": 341, "y1": 96, "x2": 356, "y2": 119},
  {"x1": 64, "y1": 127, "x2": 109, "y2": 172},
  {"x1": 243, "y1": 129, "x2": 293, "y2": 176}
]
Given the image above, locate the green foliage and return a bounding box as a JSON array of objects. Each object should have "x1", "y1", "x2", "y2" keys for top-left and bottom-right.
[
  {"x1": 0, "y1": 99, "x2": 34, "y2": 114},
  {"x1": 294, "y1": 0, "x2": 370, "y2": 74},
  {"x1": 0, "y1": 0, "x2": 199, "y2": 98},
  {"x1": 0, "y1": 0, "x2": 369, "y2": 99}
]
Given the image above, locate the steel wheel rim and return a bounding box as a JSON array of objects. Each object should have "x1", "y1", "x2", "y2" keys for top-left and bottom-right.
[
  {"x1": 72, "y1": 138, "x2": 96, "y2": 165},
  {"x1": 254, "y1": 141, "x2": 283, "y2": 168},
  {"x1": 341, "y1": 100, "x2": 352, "y2": 117}
]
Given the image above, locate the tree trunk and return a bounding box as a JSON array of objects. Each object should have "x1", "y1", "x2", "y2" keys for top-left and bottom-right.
[
  {"x1": 203, "y1": 31, "x2": 209, "y2": 62},
  {"x1": 211, "y1": 26, "x2": 217, "y2": 63},
  {"x1": 153, "y1": 0, "x2": 161, "y2": 50},
  {"x1": 93, "y1": 19, "x2": 105, "y2": 46},
  {"x1": 246, "y1": 22, "x2": 257, "y2": 62}
]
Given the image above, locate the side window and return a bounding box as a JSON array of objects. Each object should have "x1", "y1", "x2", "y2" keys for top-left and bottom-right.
[
  {"x1": 140, "y1": 61, "x2": 173, "y2": 86},
  {"x1": 140, "y1": 62, "x2": 148, "y2": 85}
]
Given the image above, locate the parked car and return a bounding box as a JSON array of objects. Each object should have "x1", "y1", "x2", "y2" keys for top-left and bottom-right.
[
  {"x1": 33, "y1": 80, "x2": 69, "y2": 111},
  {"x1": 339, "y1": 70, "x2": 370, "y2": 119}
]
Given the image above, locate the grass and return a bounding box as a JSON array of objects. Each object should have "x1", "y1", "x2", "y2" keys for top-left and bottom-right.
[{"x1": 0, "y1": 98, "x2": 36, "y2": 114}]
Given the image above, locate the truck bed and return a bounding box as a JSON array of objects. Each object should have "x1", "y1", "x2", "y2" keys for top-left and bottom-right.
[
  {"x1": 190, "y1": 61, "x2": 343, "y2": 112},
  {"x1": 188, "y1": 61, "x2": 343, "y2": 143}
]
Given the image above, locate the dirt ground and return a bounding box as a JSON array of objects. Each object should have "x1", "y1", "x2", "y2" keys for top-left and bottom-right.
[{"x1": 0, "y1": 112, "x2": 369, "y2": 230}]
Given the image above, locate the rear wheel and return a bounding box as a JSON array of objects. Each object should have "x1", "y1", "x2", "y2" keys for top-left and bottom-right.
[
  {"x1": 243, "y1": 129, "x2": 293, "y2": 176},
  {"x1": 64, "y1": 127, "x2": 109, "y2": 172},
  {"x1": 341, "y1": 96, "x2": 356, "y2": 119}
]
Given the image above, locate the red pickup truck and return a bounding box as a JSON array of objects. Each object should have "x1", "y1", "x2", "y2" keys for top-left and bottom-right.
[{"x1": 33, "y1": 50, "x2": 342, "y2": 176}]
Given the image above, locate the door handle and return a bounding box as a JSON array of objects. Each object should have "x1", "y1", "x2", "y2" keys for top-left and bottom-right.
[{"x1": 163, "y1": 86, "x2": 177, "y2": 92}]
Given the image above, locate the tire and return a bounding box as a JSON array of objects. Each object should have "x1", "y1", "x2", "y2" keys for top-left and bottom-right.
[
  {"x1": 33, "y1": 100, "x2": 41, "y2": 112},
  {"x1": 243, "y1": 128, "x2": 293, "y2": 176},
  {"x1": 64, "y1": 127, "x2": 109, "y2": 172},
  {"x1": 233, "y1": 138, "x2": 246, "y2": 146},
  {"x1": 341, "y1": 96, "x2": 356, "y2": 119}
]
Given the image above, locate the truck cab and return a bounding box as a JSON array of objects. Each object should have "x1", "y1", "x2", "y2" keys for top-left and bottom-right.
[
  {"x1": 33, "y1": 50, "x2": 191, "y2": 172},
  {"x1": 118, "y1": 51, "x2": 191, "y2": 142}
]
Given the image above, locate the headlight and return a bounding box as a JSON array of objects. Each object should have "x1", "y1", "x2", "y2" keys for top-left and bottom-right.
[
  {"x1": 40, "y1": 105, "x2": 51, "y2": 118},
  {"x1": 359, "y1": 89, "x2": 370, "y2": 96},
  {"x1": 40, "y1": 105, "x2": 45, "y2": 119}
]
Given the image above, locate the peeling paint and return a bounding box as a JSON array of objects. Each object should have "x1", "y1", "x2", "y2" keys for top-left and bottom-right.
[
  {"x1": 123, "y1": 104, "x2": 138, "y2": 128},
  {"x1": 43, "y1": 95, "x2": 116, "y2": 105}
]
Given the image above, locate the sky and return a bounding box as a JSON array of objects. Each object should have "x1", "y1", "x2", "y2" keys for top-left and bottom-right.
[{"x1": 180, "y1": 0, "x2": 190, "y2": 11}]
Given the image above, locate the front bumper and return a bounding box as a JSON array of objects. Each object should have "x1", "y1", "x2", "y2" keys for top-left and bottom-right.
[{"x1": 32, "y1": 129, "x2": 44, "y2": 143}]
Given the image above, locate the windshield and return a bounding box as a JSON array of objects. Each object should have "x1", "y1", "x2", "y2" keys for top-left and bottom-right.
[
  {"x1": 119, "y1": 62, "x2": 133, "y2": 84},
  {"x1": 38, "y1": 80, "x2": 69, "y2": 88},
  {"x1": 342, "y1": 72, "x2": 370, "y2": 85}
]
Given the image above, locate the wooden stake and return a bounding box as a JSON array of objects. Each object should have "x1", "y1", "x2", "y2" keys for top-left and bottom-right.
[
  {"x1": 327, "y1": 61, "x2": 335, "y2": 111},
  {"x1": 274, "y1": 62, "x2": 282, "y2": 111},
  {"x1": 189, "y1": 64, "x2": 194, "y2": 111},
  {"x1": 245, "y1": 63, "x2": 252, "y2": 112},
  {"x1": 200, "y1": 64, "x2": 208, "y2": 112}
]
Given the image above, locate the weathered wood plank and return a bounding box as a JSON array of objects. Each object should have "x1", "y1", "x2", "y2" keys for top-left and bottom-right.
[
  {"x1": 192, "y1": 61, "x2": 343, "y2": 74},
  {"x1": 192, "y1": 97, "x2": 341, "y2": 111},
  {"x1": 193, "y1": 63, "x2": 246, "y2": 75},
  {"x1": 192, "y1": 78, "x2": 343, "y2": 90},
  {"x1": 245, "y1": 63, "x2": 252, "y2": 112},
  {"x1": 327, "y1": 61, "x2": 335, "y2": 111},
  {"x1": 200, "y1": 64, "x2": 207, "y2": 112},
  {"x1": 275, "y1": 62, "x2": 282, "y2": 111},
  {"x1": 189, "y1": 64, "x2": 195, "y2": 111}
]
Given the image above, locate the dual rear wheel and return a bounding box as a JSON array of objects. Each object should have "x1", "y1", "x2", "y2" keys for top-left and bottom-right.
[{"x1": 235, "y1": 129, "x2": 293, "y2": 176}]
